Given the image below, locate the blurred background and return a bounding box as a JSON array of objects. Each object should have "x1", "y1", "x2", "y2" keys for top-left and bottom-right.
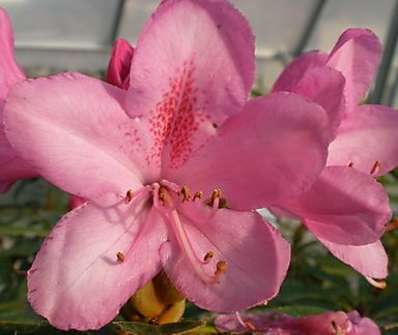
[
  {"x1": 1, "y1": 0, "x2": 398, "y2": 105},
  {"x1": 0, "y1": 1, "x2": 398, "y2": 334}
]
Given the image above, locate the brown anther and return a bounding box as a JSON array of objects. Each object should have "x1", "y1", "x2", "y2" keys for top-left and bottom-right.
[
  {"x1": 126, "y1": 190, "x2": 134, "y2": 202},
  {"x1": 116, "y1": 252, "x2": 125, "y2": 263},
  {"x1": 370, "y1": 160, "x2": 381, "y2": 175},
  {"x1": 179, "y1": 186, "x2": 191, "y2": 201},
  {"x1": 193, "y1": 191, "x2": 203, "y2": 201},
  {"x1": 207, "y1": 188, "x2": 222, "y2": 206},
  {"x1": 211, "y1": 188, "x2": 222, "y2": 200},
  {"x1": 203, "y1": 251, "x2": 214, "y2": 262},
  {"x1": 386, "y1": 218, "x2": 398, "y2": 232},
  {"x1": 212, "y1": 122, "x2": 218, "y2": 129},
  {"x1": 367, "y1": 277, "x2": 387, "y2": 289},
  {"x1": 158, "y1": 186, "x2": 168, "y2": 203},
  {"x1": 215, "y1": 260, "x2": 228, "y2": 276},
  {"x1": 347, "y1": 161, "x2": 354, "y2": 168}
]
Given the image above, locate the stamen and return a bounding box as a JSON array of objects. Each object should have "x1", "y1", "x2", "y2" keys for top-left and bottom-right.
[
  {"x1": 370, "y1": 160, "x2": 381, "y2": 175},
  {"x1": 125, "y1": 186, "x2": 151, "y2": 205},
  {"x1": 208, "y1": 188, "x2": 222, "y2": 208},
  {"x1": 158, "y1": 186, "x2": 170, "y2": 205},
  {"x1": 116, "y1": 252, "x2": 125, "y2": 263},
  {"x1": 193, "y1": 191, "x2": 203, "y2": 201},
  {"x1": 211, "y1": 188, "x2": 222, "y2": 201},
  {"x1": 126, "y1": 189, "x2": 134, "y2": 203},
  {"x1": 203, "y1": 251, "x2": 214, "y2": 263},
  {"x1": 215, "y1": 260, "x2": 228, "y2": 277},
  {"x1": 347, "y1": 161, "x2": 354, "y2": 168},
  {"x1": 179, "y1": 186, "x2": 191, "y2": 202},
  {"x1": 366, "y1": 277, "x2": 386, "y2": 289},
  {"x1": 168, "y1": 209, "x2": 219, "y2": 284}
]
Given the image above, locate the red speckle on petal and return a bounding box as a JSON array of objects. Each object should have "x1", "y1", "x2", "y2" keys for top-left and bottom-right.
[{"x1": 148, "y1": 60, "x2": 208, "y2": 168}]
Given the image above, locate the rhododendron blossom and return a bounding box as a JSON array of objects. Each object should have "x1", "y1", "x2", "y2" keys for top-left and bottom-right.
[
  {"x1": 2, "y1": 0, "x2": 338, "y2": 330},
  {"x1": 215, "y1": 310, "x2": 381, "y2": 334},
  {"x1": 272, "y1": 28, "x2": 394, "y2": 282}
]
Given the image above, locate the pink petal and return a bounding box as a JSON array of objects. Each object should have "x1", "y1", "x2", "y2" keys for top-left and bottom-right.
[
  {"x1": 0, "y1": 8, "x2": 25, "y2": 100},
  {"x1": 215, "y1": 311, "x2": 351, "y2": 334},
  {"x1": 215, "y1": 311, "x2": 381, "y2": 335},
  {"x1": 274, "y1": 57, "x2": 345, "y2": 131},
  {"x1": 168, "y1": 92, "x2": 332, "y2": 210},
  {"x1": 0, "y1": 130, "x2": 36, "y2": 192},
  {"x1": 327, "y1": 28, "x2": 381, "y2": 110},
  {"x1": 106, "y1": 38, "x2": 134, "y2": 90},
  {"x1": 215, "y1": 312, "x2": 294, "y2": 333},
  {"x1": 319, "y1": 239, "x2": 388, "y2": 279},
  {"x1": 28, "y1": 192, "x2": 167, "y2": 331},
  {"x1": 280, "y1": 167, "x2": 391, "y2": 245},
  {"x1": 0, "y1": 8, "x2": 34, "y2": 191},
  {"x1": 327, "y1": 104, "x2": 398, "y2": 176},
  {"x1": 295, "y1": 311, "x2": 351, "y2": 335},
  {"x1": 4, "y1": 73, "x2": 159, "y2": 200},
  {"x1": 160, "y1": 200, "x2": 290, "y2": 312},
  {"x1": 126, "y1": 0, "x2": 255, "y2": 169},
  {"x1": 272, "y1": 51, "x2": 328, "y2": 93},
  {"x1": 348, "y1": 311, "x2": 381, "y2": 335}
]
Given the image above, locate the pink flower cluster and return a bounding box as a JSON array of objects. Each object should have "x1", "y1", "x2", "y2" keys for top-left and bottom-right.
[{"x1": 0, "y1": 0, "x2": 394, "y2": 332}]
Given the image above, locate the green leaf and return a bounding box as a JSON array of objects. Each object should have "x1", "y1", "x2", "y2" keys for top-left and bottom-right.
[
  {"x1": 113, "y1": 320, "x2": 210, "y2": 335},
  {"x1": 0, "y1": 225, "x2": 49, "y2": 238},
  {"x1": 113, "y1": 321, "x2": 161, "y2": 335},
  {"x1": 264, "y1": 305, "x2": 328, "y2": 317},
  {"x1": 159, "y1": 321, "x2": 205, "y2": 334},
  {"x1": 0, "y1": 320, "x2": 48, "y2": 334}
]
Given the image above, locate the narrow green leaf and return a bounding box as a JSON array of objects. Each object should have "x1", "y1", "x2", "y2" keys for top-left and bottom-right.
[
  {"x1": 159, "y1": 320, "x2": 204, "y2": 334},
  {"x1": 113, "y1": 321, "x2": 161, "y2": 335}
]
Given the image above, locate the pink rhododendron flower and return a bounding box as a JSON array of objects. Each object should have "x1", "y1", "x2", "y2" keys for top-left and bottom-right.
[
  {"x1": 3, "y1": 0, "x2": 337, "y2": 330},
  {"x1": 272, "y1": 28, "x2": 393, "y2": 281},
  {"x1": 0, "y1": 8, "x2": 35, "y2": 191},
  {"x1": 215, "y1": 310, "x2": 381, "y2": 334}
]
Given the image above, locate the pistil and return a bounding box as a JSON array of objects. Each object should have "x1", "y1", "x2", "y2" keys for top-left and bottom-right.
[{"x1": 153, "y1": 183, "x2": 228, "y2": 284}]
